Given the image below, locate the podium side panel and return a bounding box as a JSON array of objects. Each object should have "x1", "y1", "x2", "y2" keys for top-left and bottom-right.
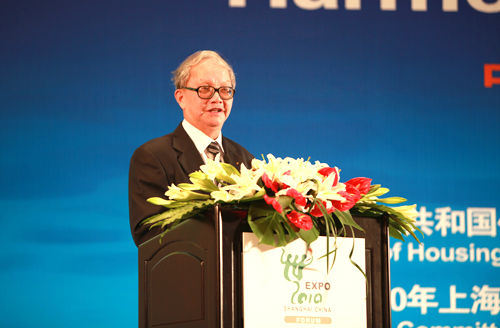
[
  {"x1": 348, "y1": 215, "x2": 391, "y2": 328},
  {"x1": 149, "y1": 244, "x2": 205, "y2": 324},
  {"x1": 138, "y1": 214, "x2": 218, "y2": 328}
]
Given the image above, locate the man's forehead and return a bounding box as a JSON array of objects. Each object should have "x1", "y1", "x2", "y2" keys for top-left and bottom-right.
[{"x1": 189, "y1": 62, "x2": 231, "y2": 83}]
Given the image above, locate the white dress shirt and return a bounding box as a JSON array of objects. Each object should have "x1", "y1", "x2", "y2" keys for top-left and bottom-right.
[{"x1": 182, "y1": 119, "x2": 224, "y2": 163}]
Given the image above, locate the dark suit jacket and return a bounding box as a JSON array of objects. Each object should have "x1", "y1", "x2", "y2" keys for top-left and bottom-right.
[{"x1": 129, "y1": 123, "x2": 254, "y2": 246}]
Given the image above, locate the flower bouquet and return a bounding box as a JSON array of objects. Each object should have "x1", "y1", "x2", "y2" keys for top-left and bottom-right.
[{"x1": 142, "y1": 154, "x2": 420, "y2": 255}]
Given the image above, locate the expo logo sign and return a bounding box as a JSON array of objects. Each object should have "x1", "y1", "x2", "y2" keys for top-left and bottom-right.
[{"x1": 229, "y1": 0, "x2": 500, "y2": 13}]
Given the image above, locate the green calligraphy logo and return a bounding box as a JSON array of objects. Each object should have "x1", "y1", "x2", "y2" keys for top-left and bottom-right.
[
  {"x1": 280, "y1": 249, "x2": 324, "y2": 304},
  {"x1": 280, "y1": 248, "x2": 312, "y2": 282}
]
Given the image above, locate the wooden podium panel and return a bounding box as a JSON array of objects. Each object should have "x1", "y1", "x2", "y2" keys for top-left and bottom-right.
[
  {"x1": 345, "y1": 215, "x2": 392, "y2": 328},
  {"x1": 138, "y1": 207, "x2": 391, "y2": 328}
]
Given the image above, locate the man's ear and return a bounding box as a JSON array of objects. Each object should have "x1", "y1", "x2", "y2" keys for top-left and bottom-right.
[{"x1": 174, "y1": 89, "x2": 185, "y2": 110}]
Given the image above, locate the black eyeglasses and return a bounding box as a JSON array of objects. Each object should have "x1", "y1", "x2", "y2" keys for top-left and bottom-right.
[{"x1": 182, "y1": 86, "x2": 235, "y2": 100}]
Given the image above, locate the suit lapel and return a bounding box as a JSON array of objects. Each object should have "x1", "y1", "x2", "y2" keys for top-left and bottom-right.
[
  {"x1": 222, "y1": 137, "x2": 245, "y2": 169},
  {"x1": 170, "y1": 123, "x2": 248, "y2": 176},
  {"x1": 171, "y1": 123, "x2": 205, "y2": 177}
]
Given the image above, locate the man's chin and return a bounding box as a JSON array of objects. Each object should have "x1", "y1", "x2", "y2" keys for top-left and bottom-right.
[{"x1": 204, "y1": 118, "x2": 226, "y2": 128}]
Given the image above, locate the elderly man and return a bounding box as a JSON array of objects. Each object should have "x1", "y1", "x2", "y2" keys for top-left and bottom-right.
[{"x1": 129, "y1": 51, "x2": 254, "y2": 246}]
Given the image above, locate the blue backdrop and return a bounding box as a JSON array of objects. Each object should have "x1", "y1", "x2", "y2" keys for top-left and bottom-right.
[{"x1": 1, "y1": 1, "x2": 499, "y2": 327}]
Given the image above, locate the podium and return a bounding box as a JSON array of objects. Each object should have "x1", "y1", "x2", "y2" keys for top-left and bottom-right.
[{"x1": 138, "y1": 206, "x2": 391, "y2": 328}]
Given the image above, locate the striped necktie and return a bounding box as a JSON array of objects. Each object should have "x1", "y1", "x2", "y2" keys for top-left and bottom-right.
[{"x1": 206, "y1": 141, "x2": 222, "y2": 162}]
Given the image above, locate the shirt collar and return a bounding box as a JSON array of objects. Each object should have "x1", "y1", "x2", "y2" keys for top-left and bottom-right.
[{"x1": 182, "y1": 119, "x2": 224, "y2": 154}]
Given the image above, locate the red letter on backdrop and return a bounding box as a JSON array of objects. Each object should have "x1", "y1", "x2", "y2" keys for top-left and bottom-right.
[{"x1": 484, "y1": 64, "x2": 500, "y2": 88}]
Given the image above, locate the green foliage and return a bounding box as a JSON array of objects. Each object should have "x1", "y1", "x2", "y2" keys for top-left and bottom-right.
[
  {"x1": 247, "y1": 201, "x2": 297, "y2": 247},
  {"x1": 141, "y1": 199, "x2": 215, "y2": 231}
]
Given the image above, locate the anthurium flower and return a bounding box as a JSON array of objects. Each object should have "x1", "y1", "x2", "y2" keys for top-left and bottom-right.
[
  {"x1": 318, "y1": 167, "x2": 336, "y2": 177},
  {"x1": 331, "y1": 190, "x2": 356, "y2": 212},
  {"x1": 262, "y1": 172, "x2": 279, "y2": 193},
  {"x1": 285, "y1": 188, "x2": 307, "y2": 207},
  {"x1": 309, "y1": 200, "x2": 335, "y2": 217},
  {"x1": 287, "y1": 211, "x2": 313, "y2": 231},
  {"x1": 318, "y1": 167, "x2": 340, "y2": 187},
  {"x1": 263, "y1": 194, "x2": 283, "y2": 213},
  {"x1": 345, "y1": 177, "x2": 372, "y2": 195},
  {"x1": 344, "y1": 184, "x2": 361, "y2": 203}
]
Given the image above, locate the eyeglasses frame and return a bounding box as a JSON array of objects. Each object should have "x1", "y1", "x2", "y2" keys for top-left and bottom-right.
[{"x1": 181, "y1": 86, "x2": 236, "y2": 100}]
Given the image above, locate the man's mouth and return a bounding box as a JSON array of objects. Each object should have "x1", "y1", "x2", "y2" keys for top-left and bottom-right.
[{"x1": 208, "y1": 108, "x2": 223, "y2": 113}]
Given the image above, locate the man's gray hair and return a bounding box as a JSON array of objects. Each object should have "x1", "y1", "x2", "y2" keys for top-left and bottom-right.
[{"x1": 172, "y1": 50, "x2": 236, "y2": 89}]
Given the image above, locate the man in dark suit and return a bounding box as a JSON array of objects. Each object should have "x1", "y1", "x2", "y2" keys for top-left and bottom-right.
[{"x1": 129, "y1": 51, "x2": 254, "y2": 246}]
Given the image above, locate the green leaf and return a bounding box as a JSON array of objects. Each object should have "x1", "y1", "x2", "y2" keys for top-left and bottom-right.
[
  {"x1": 239, "y1": 188, "x2": 266, "y2": 202},
  {"x1": 334, "y1": 210, "x2": 364, "y2": 232},
  {"x1": 367, "y1": 184, "x2": 381, "y2": 194},
  {"x1": 247, "y1": 200, "x2": 273, "y2": 218},
  {"x1": 389, "y1": 225, "x2": 406, "y2": 241},
  {"x1": 352, "y1": 202, "x2": 421, "y2": 243},
  {"x1": 281, "y1": 216, "x2": 298, "y2": 242},
  {"x1": 346, "y1": 227, "x2": 368, "y2": 286},
  {"x1": 298, "y1": 225, "x2": 319, "y2": 243},
  {"x1": 277, "y1": 195, "x2": 293, "y2": 209},
  {"x1": 141, "y1": 199, "x2": 215, "y2": 230},
  {"x1": 389, "y1": 213, "x2": 421, "y2": 243},
  {"x1": 142, "y1": 210, "x2": 174, "y2": 226},
  {"x1": 248, "y1": 202, "x2": 293, "y2": 247}
]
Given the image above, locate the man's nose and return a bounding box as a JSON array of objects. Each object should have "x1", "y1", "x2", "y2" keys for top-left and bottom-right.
[{"x1": 210, "y1": 89, "x2": 223, "y2": 102}]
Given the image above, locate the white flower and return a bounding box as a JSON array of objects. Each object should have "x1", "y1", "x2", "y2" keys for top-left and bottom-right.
[
  {"x1": 200, "y1": 157, "x2": 224, "y2": 180},
  {"x1": 165, "y1": 184, "x2": 209, "y2": 201},
  {"x1": 211, "y1": 190, "x2": 236, "y2": 202},
  {"x1": 221, "y1": 165, "x2": 262, "y2": 200},
  {"x1": 314, "y1": 173, "x2": 346, "y2": 203},
  {"x1": 393, "y1": 204, "x2": 419, "y2": 222}
]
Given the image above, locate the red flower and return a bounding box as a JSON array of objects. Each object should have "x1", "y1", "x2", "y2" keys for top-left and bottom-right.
[
  {"x1": 309, "y1": 201, "x2": 335, "y2": 217},
  {"x1": 264, "y1": 194, "x2": 283, "y2": 213},
  {"x1": 344, "y1": 184, "x2": 361, "y2": 203},
  {"x1": 318, "y1": 167, "x2": 336, "y2": 177},
  {"x1": 262, "y1": 172, "x2": 279, "y2": 193},
  {"x1": 345, "y1": 177, "x2": 372, "y2": 195},
  {"x1": 286, "y1": 188, "x2": 307, "y2": 207},
  {"x1": 287, "y1": 211, "x2": 313, "y2": 231},
  {"x1": 318, "y1": 167, "x2": 339, "y2": 187},
  {"x1": 331, "y1": 191, "x2": 356, "y2": 212}
]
